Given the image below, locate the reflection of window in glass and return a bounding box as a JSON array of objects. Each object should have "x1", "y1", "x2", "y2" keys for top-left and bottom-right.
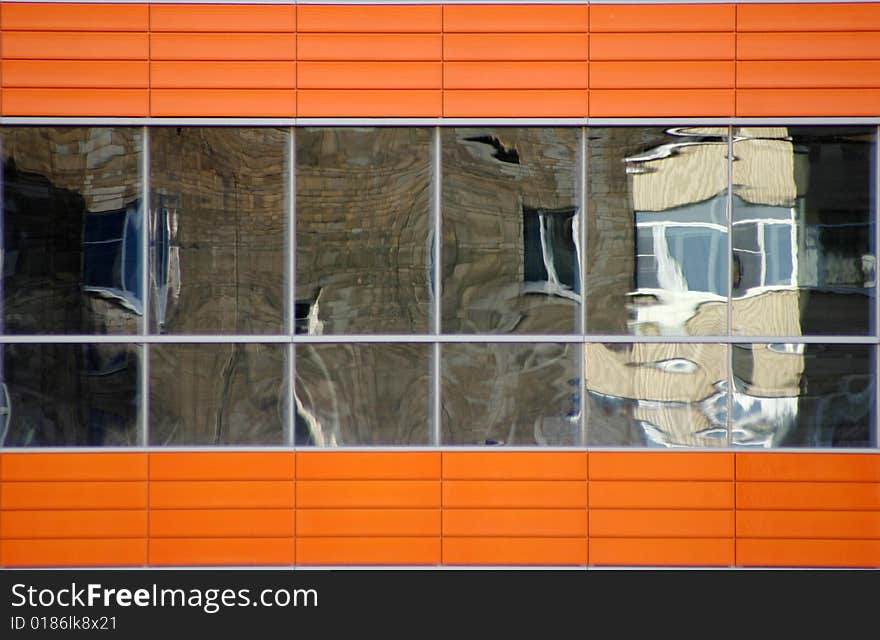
[
  {"x1": 635, "y1": 221, "x2": 727, "y2": 295},
  {"x1": 733, "y1": 219, "x2": 796, "y2": 293},
  {"x1": 82, "y1": 200, "x2": 143, "y2": 314},
  {"x1": 522, "y1": 206, "x2": 580, "y2": 299},
  {"x1": 150, "y1": 203, "x2": 180, "y2": 332}
]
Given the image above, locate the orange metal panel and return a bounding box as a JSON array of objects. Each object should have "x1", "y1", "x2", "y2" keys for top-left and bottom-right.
[
  {"x1": 2, "y1": 60, "x2": 148, "y2": 89},
  {"x1": 2, "y1": 482, "x2": 147, "y2": 510},
  {"x1": 150, "y1": 509, "x2": 294, "y2": 538},
  {"x1": 736, "y1": 453, "x2": 880, "y2": 482},
  {"x1": 1, "y1": 3, "x2": 148, "y2": 31},
  {"x1": 442, "y1": 538, "x2": 587, "y2": 566},
  {"x1": 444, "y1": 62, "x2": 587, "y2": 90},
  {"x1": 150, "y1": 89, "x2": 296, "y2": 117},
  {"x1": 2, "y1": 88, "x2": 148, "y2": 116},
  {"x1": 738, "y1": 3, "x2": 880, "y2": 31},
  {"x1": 589, "y1": 452, "x2": 734, "y2": 481},
  {"x1": 297, "y1": 34, "x2": 442, "y2": 61},
  {"x1": 737, "y1": 32, "x2": 880, "y2": 60},
  {"x1": 442, "y1": 452, "x2": 587, "y2": 480},
  {"x1": 297, "y1": 5, "x2": 441, "y2": 33},
  {"x1": 442, "y1": 481, "x2": 588, "y2": 509},
  {"x1": 296, "y1": 452, "x2": 441, "y2": 480},
  {"x1": 297, "y1": 89, "x2": 441, "y2": 117},
  {"x1": 150, "y1": 481, "x2": 294, "y2": 509},
  {"x1": 296, "y1": 509, "x2": 441, "y2": 537},
  {"x1": 444, "y1": 33, "x2": 588, "y2": 61},
  {"x1": 152, "y1": 61, "x2": 296, "y2": 89},
  {"x1": 1, "y1": 453, "x2": 147, "y2": 481},
  {"x1": 298, "y1": 62, "x2": 441, "y2": 90},
  {"x1": 589, "y1": 510, "x2": 734, "y2": 538},
  {"x1": 149, "y1": 452, "x2": 294, "y2": 481},
  {"x1": 590, "y1": 61, "x2": 734, "y2": 89},
  {"x1": 443, "y1": 5, "x2": 588, "y2": 33},
  {"x1": 150, "y1": 34, "x2": 295, "y2": 61},
  {"x1": 737, "y1": 511, "x2": 880, "y2": 539},
  {"x1": 2, "y1": 510, "x2": 147, "y2": 539},
  {"x1": 296, "y1": 481, "x2": 440, "y2": 509},
  {"x1": 150, "y1": 4, "x2": 295, "y2": 32},
  {"x1": 737, "y1": 539, "x2": 880, "y2": 568},
  {"x1": 737, "y1": 482, "x2": 880, "y2": 511},
  {"x1": 589, "y1": 481, "x2": 734, "y2": 510},
  {"x1": 150, "y1": 538, "x2": 294, "y2": 566},
  {"x1": 1, "y1": 32, "x2": 149, "y2": 60},
  {"x1": 590, "y1": 89, "x2": 734, "y2": 117},
  {"x1": 737, "y1": 88, "x2": 880, "y2": 117},
  {"x1": 296, "y1": 537, "x2": 440, "y2": 565},
  {"x1": 2, "y1": 539, "x2": 147, "y2": 567},
  {"x1": 590, "y1": 538, "x2": 734, "y2": 566},
  {"x1": 590, "y1": 33, "x2": 735, "y2": 61},
  {"x1": 590, "y1": 4, "x2": 735, "y2": 32},
  {"x1": 443, "y1": 509, "x2": 587, "y2": 537},
  {"x1": 443, "y1": 90, "x2": 588, "y2": 118},
  {"x1": 738, "y1": 61, "x2": 880, "y2": 88}
]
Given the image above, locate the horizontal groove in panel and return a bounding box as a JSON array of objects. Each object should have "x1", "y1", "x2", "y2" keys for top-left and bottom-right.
[
  {"x1": 590, "y1": 33, "x2": 734, "y2": 61},
  {"x1": 444, "y1": 61, "x2": 587, "y2": 90},
  {"x1": 589, "y1": 538, "x2": 734, "y2": 566},
  {"x1": 737, "y1": 32, "x2": 880, "y2": 60},
  {"x1": 2, "y1": 88, "x2": 149, "y2": 117},
  {"x1": 2, "y1": 482, "x2": 147, "y2": 511},
  {"x1": 149, "y1": 509, "x2": 294, "y2": 538},
  {"x1": 296, "y1": 452, "x2": 440, "y2": 480},
  {"x1": 736, "y1": 453, "x2": 880, "y2": 482},
  {"x1": 444, "y1": 33, "x2": 588, "y2": 62},
  {"x1": 297, "y1": 89, "x2": 440, "y2": 117},
  {"x1": 149, "y1": 481, "x2": 294, "y2": 510},
  {"x1": 442, "y1": 538, "x2": 587, "y2": 566},
  {"x1": 149, "y1": 5, "x2": 295, "y2": 33},
  {"x1": 738, "y1": 60, "x2": 880, "y2": 89},
  {"x1": 590, "y1": 89, "x2": 734, "y2": 117},
  {"x1": 296, "y1": 509, "x2": 441, "y2": 537},
  {"x1": 296, "y1": 537, "x2": 440, "y2": 565},
  {"x1": 1, "y1": 453, "x2": 147, "y2": 481},
  {"x1": 589, "y1": 5, "x2": 735, "y2": 33},
  {"x1": 150, "y1": 61, "x2": 295, "y2": 90},
  {"x1": 737, "y1": 482, "x2": 880, "y2": 511},
  {"x1": 1, "y1": 32, "x2": 150, "y2": 60},
  {"x1": 298, "y1": 62, "x2": 441, "y2": 90},
  {"x1": 2, "y1": 539, "x2": 147, "y2": 567},
  {"x1": 297, "y1": 34, "x2": 441, "y2": 61},
  {"x1": 589, "y1": 481, "x2": 734, "y2": 510},
  {"x1": 443, "y1": 5, "x2": 588, "y2": 33},
  {"x1": 443, "y1": 90, "x2": 588, "y2": 118},
  {"x1": 589, "y1": 509, "x2": 734, "y2": 538},
  {"x1": 150, "y1": 89, "x2": 295, "y2": 118},
  {"x1": 149, "y1": 538, "x2": 294, "y2": 566},
  {"x1": 443, "y1": 481, "x2": 588, "y2": 509},
  {"x1": 149, "y1": 34, "x2": 295, "y2": 61},
  {"x1": 589, "y1": 453, "x2": 733, "y2": 481},
  {"x1": 2, "y1": 510, "x2": 147, "y2": 540},
  {"x1": 2, "y1": 60, "x2": 148, "y2": 89},
  {"x1": 442, "y1": 452, "x2": 587, "y2": 480},
  {"x1": 149, "y1": 452, "x2": 294, "y2": 481},
  {"x1": 738, "y1": 4, "x2": 880, "y2": 32},
  {"x1": 590, "y1": 61, "x2": 734, "y2": 89},
  {"x1": 737, "y1": 88, "x2": 880, "y2": 117},
  {"x1": 443, "y1": 509, "x2": 587, "y2": 537},
  {"x1": 737, "y1": 511, "x2": 880, "y2": 539},
  {"x1": 737, "y1": 539, "x2": 880, "y2": 568},
  {"x1": 297, "y1": 5, "x2": 441, "y2": 33},
  {"x1": 297, "y1": 481, "x2": 440, "y2": 509},
  {"x1": 1, "y1": 3, "x2": 148, "y2": 31}
]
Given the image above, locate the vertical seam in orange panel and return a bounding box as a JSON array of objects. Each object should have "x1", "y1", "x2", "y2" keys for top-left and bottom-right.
[
  {"x1": 292, "y1": 452, "x2": 296, "y2": 568},
  {"x1": 734, "y1": 3, "x2": 739, "y2": 116},
  {"x1": 440, "y1": 451, "x2": 444, "y2": 565},
  {"x1": 146, "y1": 453, "x2": 151, "y2": 567},
  {"x1": 440, "y1": 4, "x2": 445, "y2": 118},
  {"x1": 733, "y1": 453, "x2": 739, "y2": 567},
  {"x1": 586, "y1": 5, "x2": 590, "y2": 109},
  {"x1": 585, "y1": 451, "x2": 589, "y2": 569},
  {"x1": 147, "y1": 3, "x2": 152, "y2": 118}
]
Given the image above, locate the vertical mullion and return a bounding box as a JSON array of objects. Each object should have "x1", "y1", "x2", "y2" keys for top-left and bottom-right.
[
  {"x1": 141, "y1": 125, "x2": 150, "y2": 448},
  {"x1": 432, "y1": 126, "x2": 442, "y2": 447},
  {"x1": 288, "y1": 127, "x2": 297, "y2": 448},
  {"x1": 726, "y1": 124, "x2": 734, "y2": 449},
  {"x1": 875, "y1": 124, "x2": 880, "y2": 448},
  {"x1": 579, "y1": 126, "x2": 588, "y2": 448}
]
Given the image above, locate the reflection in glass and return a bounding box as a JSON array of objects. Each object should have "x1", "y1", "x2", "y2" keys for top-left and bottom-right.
[
  {"x1": 586, "y1": 127, "x2": 729, "y2": 336},
  {"x1": 441, "y1": 343, "x2": 580, "y2": 445},
  {"x1": 296, "y1": 128, "x2": 431, "y2": 334},
  {"x1": 585, "y1": 342, "x2": 728, "y2": 447},
  {"x1": 1, "y1": 127, "x2": 143, "y2": 334},
  {"x1": 732, "y1": 343, "x2": 875, "y2": 447},
  {"x1": 150, "y1": 128, "x2": 287, "y2": 334},
  {"x1": 149, "y1": 343, "x2": 286, "y2": 445},
  {"x1": 0, "y1": 343, "x2": 141, "y2": 446},
  {"x1": 442, "y1": 128, "x2": 580, "y2": 334},
  {"x1": 294, "y1": 343, "x2": 430, "y2": 445},
  {"x1": 732, "y1": 127, "x2": 876, "y2": 336}
]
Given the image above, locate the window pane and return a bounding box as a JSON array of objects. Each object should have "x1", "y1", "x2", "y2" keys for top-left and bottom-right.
[
  {"x1": 150, "y1": 128, "x2": 288, "y2": 334},
  {"x1": 442, "y1": 128, "x2": 581, "y2": 334},
  {"x1": 732, "y1": 126, "x2": 876, "y2": 336},
  {"x1": 441, "y1": 343, "x2": 580, "y2": 445},
  {"x1": 149, "y1": 343, "x2": 287, "y2": 445},
  {"x1": 296, "y1": 128, "x2": 431, "y2": 334},
  {"x1": 586, "y1": 127, "x2": 729, "y2": 336},
  {"x1": 294, "y1": 343, "x2": 431, "y2": 446},
  {"x1": 1, "y1": 127, "x2": 143, "y2": 334}
]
